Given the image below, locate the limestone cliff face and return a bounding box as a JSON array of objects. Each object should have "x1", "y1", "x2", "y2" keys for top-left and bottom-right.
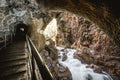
[
  {"x1": 55, "y1": 11, "x2": 120, "y2": 78},
  {"x1": 56, "y1": 11, "x2": 120, "y2": 56},
  {"x1": 36, "y1": 0, "x2": 120, "y2": 47}
]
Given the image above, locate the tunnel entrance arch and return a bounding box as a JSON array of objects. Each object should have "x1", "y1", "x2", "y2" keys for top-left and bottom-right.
[{"x1": 14, "y1": 22, "x2": 29, "y2": 40}]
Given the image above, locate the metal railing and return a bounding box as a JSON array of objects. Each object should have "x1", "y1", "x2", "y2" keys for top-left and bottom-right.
[
  {"x1": 0, "y1": 30, "x2": 13, "y2": 50},
  {"x1": 26, "y1": 35, "x2": 54, "y2": 80}
]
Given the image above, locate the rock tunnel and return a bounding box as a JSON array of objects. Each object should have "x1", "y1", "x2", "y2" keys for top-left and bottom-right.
[
  {"x1": 0, "y1": 0, "x2": 120, "y2": 80},
  {"x1": 36, "y1": 0, "x2": 120, "y2": 48},
  {"x1": 15, "y1": 23, "x2": 29, "y2": 40}
]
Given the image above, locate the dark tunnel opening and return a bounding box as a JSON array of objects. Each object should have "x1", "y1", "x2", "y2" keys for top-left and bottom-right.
[{"x1": 14, "y1": 23, "x2": 29, "y2": 41}]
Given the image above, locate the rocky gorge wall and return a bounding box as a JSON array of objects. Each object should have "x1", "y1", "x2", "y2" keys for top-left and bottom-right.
[
  {"x1": 0, "y1": 0, "x2": 120, "y2": 79},
  {"x1": 36, "y1": 0, "x2": 120, "y2": 48},
  {"x1": 56, "y1": 11, "x2": 120, "y2": 56},
  {"x1": 55, "y1": 11, "x2": 120, "y2": 79}
]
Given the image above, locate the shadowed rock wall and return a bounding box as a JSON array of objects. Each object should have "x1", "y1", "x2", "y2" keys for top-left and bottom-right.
[
  {"x1": 36, "y1": 0, "x2": 120, "y2": 47},
  {"x1": 55, "y1": 12, "x2": 120, "y2": 79},
  {"x1": 56, "y1": 11, "x2": 120, "y2": 56}
]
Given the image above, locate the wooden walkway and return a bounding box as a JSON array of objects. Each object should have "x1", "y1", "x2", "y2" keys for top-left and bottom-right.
[{"x1": 0, "y1": 40, "x2": 29, "y2": 80}]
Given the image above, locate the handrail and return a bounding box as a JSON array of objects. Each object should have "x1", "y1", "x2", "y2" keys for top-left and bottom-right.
[
  {"x1": 0, "y1": 31, "x2": 13, "y2": 50},
  {"x1": 26, "y1": 36, "x2": 54, "y2": 80}
]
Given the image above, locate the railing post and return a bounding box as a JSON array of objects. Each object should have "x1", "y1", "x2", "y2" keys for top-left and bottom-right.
[
  {"x1": 32, "y1": 56, "x2": 37, "y2": 80},
  {"x1": 10, "y1": 32, "x2": 12, "y2": 43},
  {"x1": 4, "y1": 32, "x2": 6, "y2": 48}
]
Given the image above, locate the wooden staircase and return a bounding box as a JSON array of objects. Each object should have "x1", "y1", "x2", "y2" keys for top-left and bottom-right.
[{"x1": 0, "y1": 41, "x2": 29, "y2": 80}]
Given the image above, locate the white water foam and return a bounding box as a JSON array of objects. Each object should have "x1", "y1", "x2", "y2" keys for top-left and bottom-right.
[{"x1": 57, "y1": 47, "x2": 113, "y2": 80}]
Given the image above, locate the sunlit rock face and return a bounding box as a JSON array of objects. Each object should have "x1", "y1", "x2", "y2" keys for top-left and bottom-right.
[
  {"x1": 36, "y1": 0, "x2": 120, "y2": 47},
  {"x1": 30, "y1": 18, "x2": 46, "y2": 51},
  {"x1": 43, "y1": 18, "x2": 57, "y2": 43},
  {"x1": 56, "y1": 11, "x2": 120, "y2": 79},
  {"x1": 0, "y1": 0, "x2": 7, "y2": 7}
]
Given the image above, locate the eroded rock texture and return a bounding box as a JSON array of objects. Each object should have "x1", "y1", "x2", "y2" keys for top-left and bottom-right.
[
  {"x1": 56, "y1": 12, "x2": 120, "y2": 56},
  {"x1": 40, "y1": 39, "x2": 72, "y2": 80},
  {"x1": 0, "y1": 0, "x2": 52, "y2": 51},
  {"x1": 56, "y1": 11, "x2": 120, "y2": 79},
  {"x1": 36, "y1": 0, "x2": 120, "y2": 47},
  {"x1": 0, "y1": 0, "x2": 120, "y2": 80}
]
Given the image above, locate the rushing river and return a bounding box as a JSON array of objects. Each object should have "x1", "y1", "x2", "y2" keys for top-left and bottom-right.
[{"x1": 57, "y1": 47, "x2": 113, "y2": 80}]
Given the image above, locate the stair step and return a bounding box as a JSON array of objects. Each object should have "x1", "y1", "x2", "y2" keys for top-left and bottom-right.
[
  {"x1": 0, "y1": 59, "x2": 26, "y2": 69},
  {"x1": 0, "y1": 41, "x2": 29, "y2": 80},
  {"x1": 0, "y1": 64, "x2": 27, "y2": 77},
  {"x1": 0, "y1": 55, "x2": 28, "y2": 62},
  {"x1": 4, "y1": 50, "x2": 25, "y2": 54},
  {"x1": 7, "y1": 46, "x2": 18, "y2": 49},
  {"x1": 0, "y1": 52, "x2": 25, "y2": 58},
  {"x1": 0, "y1": 59, "x2": 26, "y2": 66},
  {"x1": 0, "y1": 70, "x2": 27, "y2": 80},
  {"x1": 0, "y1": 63, "x2": 26, "y2": 71}
]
